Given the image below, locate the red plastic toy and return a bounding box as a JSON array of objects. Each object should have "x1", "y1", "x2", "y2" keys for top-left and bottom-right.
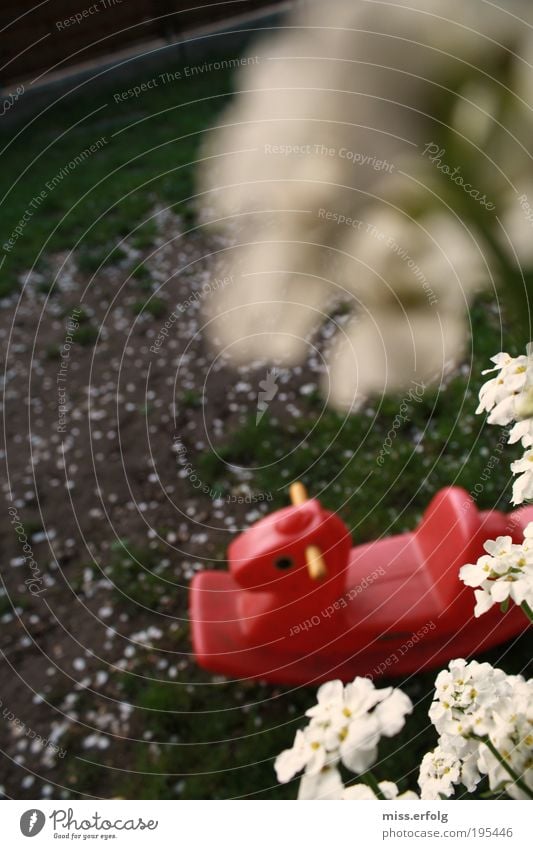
[{"x1": 190, "y1": 483, "x2": 532, "y2": 685}]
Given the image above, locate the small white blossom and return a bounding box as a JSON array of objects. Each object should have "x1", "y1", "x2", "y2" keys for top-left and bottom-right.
[
  {"x1": 275, "y1": 726, "x2": 328, "y2": 783},
  {"x1": 511, "y1": 449, "x2": 533, "y2": 504},
  {"x1": 476, "y1": 352, "x2": 528, "y2": 425},
  {"x1": 297, "y1": 767, "x2": 345, "y2": 800},
  {"x1": 419, "y1": 747, "x2": 462, "y2": 799},
  {"x1": 275, "y1": 676, "x2": 412, "y2": 793},
  {"x1": 420, "y1": 660, "x2": 533, "y2": 800},
  {"x1": 515, "y1": 385, "x2": 533, "y2": 420},
  {"x1": 343, "y1": 780, "x2": 418, "y2": 800},
  {"x1": 342, "y1": 784, "x2": 379, "y2": 800},
  {"x1": 476, "y1": 676, "x2": 533, "y2": 799},
  {"x1": 476, "y1": 347, "x2": 533, "y2": 506},
  {"x1": 509, "y1": 418, "x2": 533, "y2": 447},
  {"x1": 305, "y1": 679, "x2": 345, "y2": 722},
  {"x1": 460, "y1": 532, "x2": 533, "y2": 616}
]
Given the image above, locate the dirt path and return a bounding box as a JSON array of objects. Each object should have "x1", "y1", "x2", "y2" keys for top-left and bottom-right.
[{"x1": 0, "y1": 209, "x2": 326, "y2": 798}]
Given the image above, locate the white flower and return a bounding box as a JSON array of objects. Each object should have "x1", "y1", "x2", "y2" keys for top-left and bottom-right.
[
  {"x1": 275, "y1": 676, "x2": 412, "y2": 794},
  {"x1": 473, "y1": 588, "x2": 496, "y2": 617},
  {"x1": 419, "y1": 736, "x2": 482, "y2": 796},
  {"x1": 429, "y1": 658, "x2": 511, "y2": 762},
  {"x1": 342, "y1": 784, "x2": 378, "y2": 800},
  {"x1": 419, "y1": 747, "x2": 461, "y2": 799},
  {"x1": 297, "y1": 767, "x2": 345, "y2": 800},
  {"x1": 343, "y1": 780, "x2": 418, "y2": 800},
  {"x1": 515, "y1": 342, "x2": 533, "y2": 418},
  {"x1": 459, "y1": 533, "x2": 533, "y2": 615},
  {"x1": 426, "y1": 660, "x2": 510, "y2": 793},
  {"x1": 327, "y1": 678, "x2": 412, "y2": 773},
  {"x1": 509, "y1": 419, "x2": 533, "y2": 448},
  {"x1": 475, "y1": 347, "x2": 533, "y2": 506},
  {"x1": 459, "y1": 554, "x2": 497, "y2": 588},
  {"x1": 483, "y1": 536, "x2": 515, "y2": 558},
  {"x1": 275, "y1": 726, "x2": 328, "y2": 783},
  {"x1": 515, "y1": 386, "x2": 533, "y2": 420},
  {"x1": 476, "y1": 352, "x2": 528, "y2": 425},
  {"x1": 476, "y1": 678, "x2": 533, "y2": 799},
  {"x1": 375, "y1": 688, "x2": 415, "y2": 737},
  {"x1": 511, "y1": 449, "x2": 533, "y2": 504},
  {"x1": 305, "y1": 678, "x2": 345, "y2": 721},
  {"x1": 422, "y1": 660, "x2": 533, "y2": 800},
  {"x1": 523, "y1": 523, "x2": 533, "y2": 548},
  {"x1": 338, "y1": 712, "x2": 381, "y2": 774}
]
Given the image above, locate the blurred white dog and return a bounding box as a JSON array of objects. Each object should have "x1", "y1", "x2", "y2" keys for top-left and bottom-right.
[{"x1": 198, "y1": 0, "x2": 533, "y2": 408}]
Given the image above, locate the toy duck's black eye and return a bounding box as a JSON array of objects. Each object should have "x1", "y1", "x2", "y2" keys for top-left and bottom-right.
[{"x1": 274, "y1": 556, "x2": 294, "y2": 570}]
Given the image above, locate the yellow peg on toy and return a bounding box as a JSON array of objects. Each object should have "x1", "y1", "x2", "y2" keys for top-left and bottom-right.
[{"x1": 289, "y1": 482, "x2": 328, "y2": 580}]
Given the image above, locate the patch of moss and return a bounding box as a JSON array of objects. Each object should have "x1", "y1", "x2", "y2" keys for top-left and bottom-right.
[{"x1": 132, "y1": 298, "x2": 166, "y2": 319}]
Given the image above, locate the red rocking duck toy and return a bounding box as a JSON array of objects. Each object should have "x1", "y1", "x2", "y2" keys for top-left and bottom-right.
[{"x1": 190, "y1": 482, "x2": 532, "y2": 684}]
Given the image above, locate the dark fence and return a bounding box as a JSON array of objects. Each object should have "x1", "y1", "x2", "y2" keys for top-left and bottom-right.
[{"x1": 0, "y1": 1, "x2": 287, "y2": 87}]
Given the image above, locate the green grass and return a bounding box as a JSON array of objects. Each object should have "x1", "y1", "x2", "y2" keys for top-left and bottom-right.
[
  {"x1": 105, "y1": 540, "x2": 176, "y2": 614},
  {"x1": 132, "y1": 297, "x2": 167, "y2": 319},
  {"x1": 179, "y1": 389, "x2": 203, "y2": 409},
  {"x1": 77, "y1": 244, "x2": 129, "y2": 274},
  {"x1": 0, "y1": 53, "x2": 237, "y2": 296},
  {"x1": 45, "y1": 344, "x2": 62, "y2": 360},
  {"x1": 130, "y1": 220, "x2": 158, "y2": 251},
  {"x1": 36, "y1": 278, "x2": 57, "y2": 296},
  {"x1": 73, "y1": 324, "x2": 99, "y2": 346},
  {"x1": 198, "y1": 296, "x2": 522, "y2": 530}
]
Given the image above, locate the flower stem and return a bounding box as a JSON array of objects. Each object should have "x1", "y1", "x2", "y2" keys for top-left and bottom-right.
[
  {"x1": 475, "y1": 735, "x2": 533, "y2": 799},
  {"x1": 364, "y1": 772, "x2": 386, "y2": 800},
  {"x1": 521, "y1": 600, "x2": 533, "y2": 624}
]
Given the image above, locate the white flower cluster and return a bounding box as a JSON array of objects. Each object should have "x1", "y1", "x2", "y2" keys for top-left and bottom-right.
[
  {"x1": 459, "y1": 531, "x2": 533, "y2": 618},
  {"x1": 419, "y1": 659, "x2": 533, "y2": 799},
  {"x1": 274, "y1": 677, "x2": 413, "y2": 799},
  {"x1": 476, "y1": 348, "x2": 533, "y2": 504},
  {"x1": 275, "y1": 662, "x2": 532, "y2": 800}
]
